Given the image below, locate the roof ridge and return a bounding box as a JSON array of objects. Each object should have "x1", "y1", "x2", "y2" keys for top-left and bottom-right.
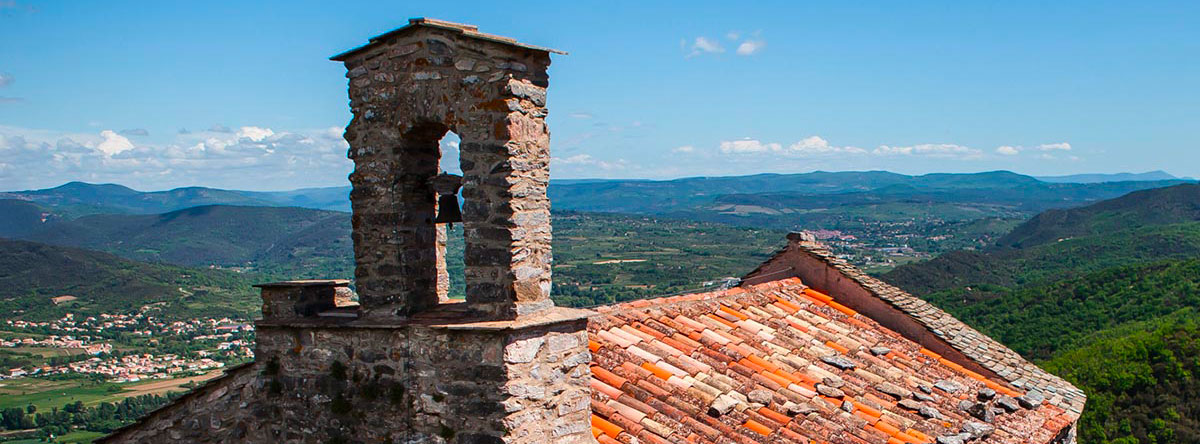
[{"x1": 744, "y1": 234, "x2": 1085, "y2": 414}]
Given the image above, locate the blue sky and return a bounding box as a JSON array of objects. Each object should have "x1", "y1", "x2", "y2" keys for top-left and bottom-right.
[{"x1": 0, "y1": 1, "x2": 1197, "y2": 190}]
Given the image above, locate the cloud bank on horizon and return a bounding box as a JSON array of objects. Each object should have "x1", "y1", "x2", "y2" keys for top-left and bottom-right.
[
  {"x1": 0, "y1": 124, "x2": 353, "y2": 191},
  {"x1": 0, "y1": 122, "x2": 1086, "y2": 192}
]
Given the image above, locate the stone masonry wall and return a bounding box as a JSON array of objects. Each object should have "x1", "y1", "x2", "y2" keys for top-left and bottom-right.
[
  {"x1": 102, "y1": 319, "x2": 593, "y2": 444},
  {"x1": 341, "y1": 24, "x2": 555, "y2": 319},
  {"x1": 101, "y1": 22, "x2": 591, "y2": 444}
]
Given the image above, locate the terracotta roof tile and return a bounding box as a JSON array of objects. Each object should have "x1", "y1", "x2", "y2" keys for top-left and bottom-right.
[{"x1": 588, "y1": 277, "x2": 1079, "y2": 443}]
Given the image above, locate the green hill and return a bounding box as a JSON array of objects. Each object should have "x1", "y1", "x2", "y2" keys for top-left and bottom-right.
[
  {"x1": 920, "y1": 258, "x2": 1200, "y2": 360},
  {"x1": 878, "y1": 183, "x2": 1200, "y2": 444},
  {"x1": 1045, "y1": 308, "x2": 1200, "y2": 444},
  {"x1": 0, "y1": 200, "x2": 57, "y2": 238},
  {"x1": 998, "y1": 183, "x2": 1200, "y2": 248},
  {"x1": 883, "y1": 222, "x2": 1200, "y2": 295},
  {"x1": 0, "y1": 182, "x2": 275, "y2": 217},
  {"x1": 884, "y1": 184, "x2": 1200, "y2": 295},
  {"x1": 0, "y1": 239, "x2": 257, "y2": 320},
  {"x1": 23, "y1": 205, "x2": 353, "y2": 280}
]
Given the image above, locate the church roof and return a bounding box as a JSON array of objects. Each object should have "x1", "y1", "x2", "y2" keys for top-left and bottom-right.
[{"x1": 586, "y1": 274, "x2": 1081, "y2": 443}]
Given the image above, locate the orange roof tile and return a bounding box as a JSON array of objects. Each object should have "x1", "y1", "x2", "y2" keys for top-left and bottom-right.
[{"x1": 587, "y1": 277, "x2": 1078, "y2": 444}]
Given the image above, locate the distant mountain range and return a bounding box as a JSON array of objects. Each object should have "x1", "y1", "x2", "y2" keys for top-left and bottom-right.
[
  {"x1": 3, "y1": 171, "x2": 1194, "y2": 235},
  {"x1": 1035, "y1": 170, "x2": 1190, "y2": 183}
]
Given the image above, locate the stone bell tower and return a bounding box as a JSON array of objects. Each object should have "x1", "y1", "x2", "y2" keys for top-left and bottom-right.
[
  {"x1": 336, "y1": 18, "x2": 560, "y2": 320},
  {"x1": 96, "y1": 18, "x2": 595, "y2": 444}
]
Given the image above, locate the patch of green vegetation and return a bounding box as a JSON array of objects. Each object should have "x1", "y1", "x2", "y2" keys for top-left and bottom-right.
[
  {"x1": 919, "y1": 259, "x2": 1200, "y2": 361},
  {"x1": 0, "y1": 376, "x2": 130, "y2": 412},
  {"x1": 0, "y1": 393, "x2": 172, "y2": 441},
  {"x1": 0, "y1": 239, "x2": 258, "y2": 321},
  {"x1": 1044, "y1": 309, "x2": 1200, "y2": 444},
  {"x1": 879, "y1": 183, "x2": 1200, "y2": 444},
  {"x1": 5, "y1": 430, "x2": 106, "y2": 444},
  {"x1": 884, "y1": 222, "x2": 1200, "y2": 296},
  {"x1": 998, "y1": 184, "x2": 1200, "y2": 248},
  {"x1": 539, "y1": 211, "x2": 787, "y2": 307}
]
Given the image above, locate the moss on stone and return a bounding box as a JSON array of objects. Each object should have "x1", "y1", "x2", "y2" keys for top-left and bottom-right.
[
  {"x1": 330, "y1": 393, "x2": 353, "y2": 415},
  {"x1": 438, "y1": 424, "x2": 456, "y2": 439},
  {"x1": 330, "y1": 360, "x2": 348, "y2": 380},
  {"x1": 388, "y1": 384, "x2": 405, "y2": 405}
]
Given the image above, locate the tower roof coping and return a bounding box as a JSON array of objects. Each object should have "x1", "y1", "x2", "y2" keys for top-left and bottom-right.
[
  {"x1": 253, "y1": 279, "x2": 350, "y2": 289},
  {"x1": 330, "y1": 17, "x2": 566, "y2": 62}
]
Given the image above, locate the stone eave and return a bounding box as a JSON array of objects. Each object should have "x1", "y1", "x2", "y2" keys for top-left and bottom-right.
[
  {"x1": 330, "y1": 17, "x2": 566, "y2": 62},
  {"x1": 95, "y1": 362, "x2": 257, "y2": 443}
]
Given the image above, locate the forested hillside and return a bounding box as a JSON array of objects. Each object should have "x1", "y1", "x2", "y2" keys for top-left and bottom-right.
[
  {"x1": 0, "y1": 239, "x2": 257, "y2": 320},
  {"x1": 1045, "y1": 309, "x2": 1200, "y2": 444},
  {"x1": 22, "y1": 205, "x2": 353, "y2": 280},
  {"x1": 998, "y1": 183, "x2": 1200, "y2": 248},
  {"x1": 880, "y1": 183, "x2": 1200, "y2": 444},
  {"x1": 883, "y1": 222, "x2": 1200, "y2": 295}
]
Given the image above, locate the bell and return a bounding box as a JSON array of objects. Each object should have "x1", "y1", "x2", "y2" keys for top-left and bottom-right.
[
  {"x1": 431, "y1": 172, "x2": 464, "y2": 228},
  {"x1": 434, "y1": 193, "x2": 463, "y2": 227}
]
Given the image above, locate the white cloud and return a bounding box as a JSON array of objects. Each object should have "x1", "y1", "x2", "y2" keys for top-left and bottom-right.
[
  {"x1": 688, "y1": 37, "x2": 725, "y2": 57},
  {"x1": 556, "y1": 154, "x2": 594, "y2": 164},
  {"x1": 552, "y1": 154, "x2": 628, "y2": 170},
  {"x1": 996, "y1": 145, "x2": 1020, "y2": 156},
  {"x1": 119, "y1": 128, "x2": 149, "y2": 137},
  {"x1": 719, "y1": 136, "x2": 866, "y2": 157},
  {"x1": 993, "y1": 142, "x2": 1072, "y2": 156},
  {"x1": 569, "y1": 112, "x2": 593, "y2": 119},
  {"x1": 1038, "y1": 142, "x2": 1071, "y2": 151},
  {"x1": 787, "y1": 136, "x2": 866, "y2": 155},
  {"x1": 719, "y1": 139, "x2": 781, "y2": 153},
  {"x1": 0, "y1": 124, "x2": 353, "y2": 191},
  {"x1": 736, "y1": 40, "x2": 766, "y2": 56},
  {"x1": 726, "y1": 32, "x2": 740, "y2": 41},
  {"x1": 672, "y1": 145, "x2": 696, "y2": 153},
  {"x1": 874, "y1": 143, "x2": 981, "y2": 158},
  {"x1": 95, "y1": 130, "x2": 134, "y2": 156},
  {"x1": 237, "y1": 126, "x2": 275, "y2": 142},
  {"x1": 0, "y1": 73, "x2": 12, "y2": 88},
  {"x1": 208, "y1": 124, "x2": 233, "y2": 133}
]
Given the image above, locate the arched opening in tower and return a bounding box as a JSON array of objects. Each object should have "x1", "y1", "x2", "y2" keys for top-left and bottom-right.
[{"x1": 438, "y1": 131, "x2": 465, "y2": 300}]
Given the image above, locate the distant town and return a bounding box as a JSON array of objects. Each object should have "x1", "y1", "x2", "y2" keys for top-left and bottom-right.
[{"x1": 1, "y1": 310, "x2": 253, "y2": 383}]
